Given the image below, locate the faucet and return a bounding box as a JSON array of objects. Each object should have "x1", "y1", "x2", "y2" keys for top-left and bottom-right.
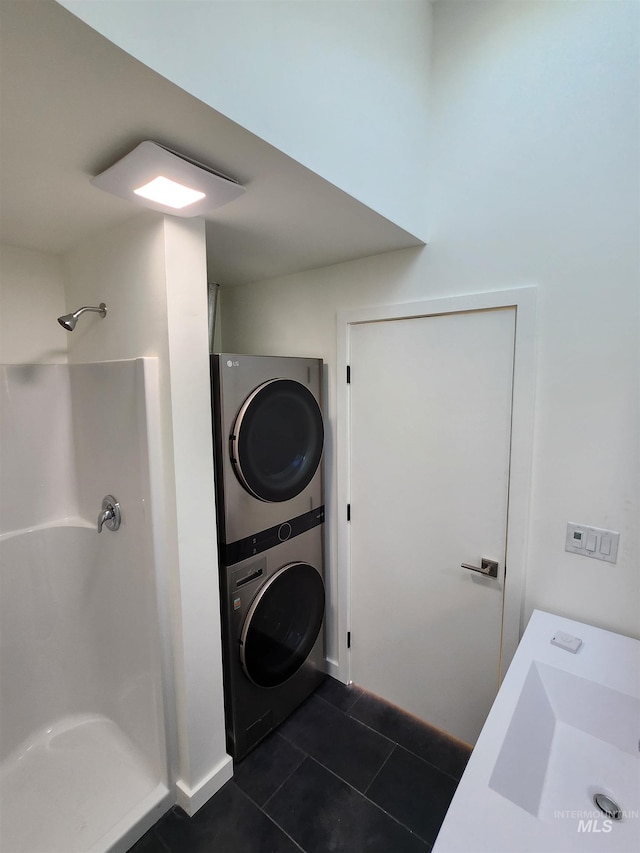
[{"x1": 97, "y1": 495, "x2": 121, "y2": 532}]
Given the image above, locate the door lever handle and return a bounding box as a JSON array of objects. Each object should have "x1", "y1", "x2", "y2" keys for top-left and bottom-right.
[{"x1": 461, "y1": 558, "x2": 498, "y2": 578}]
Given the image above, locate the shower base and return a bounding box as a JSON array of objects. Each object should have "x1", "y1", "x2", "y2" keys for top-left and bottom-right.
[{"x1": 0, "y1": 714, "x2": 169, "y2": 853}]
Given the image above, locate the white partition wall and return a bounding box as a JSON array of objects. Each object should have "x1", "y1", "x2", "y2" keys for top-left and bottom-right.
[{"x1": 64, "y1": 213, "x2": 231, "y2": 814}]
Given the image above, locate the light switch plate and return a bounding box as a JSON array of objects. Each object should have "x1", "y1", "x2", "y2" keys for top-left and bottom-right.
[{"x1": 565, "y1": 522, "x2": 619, "y2": 564}]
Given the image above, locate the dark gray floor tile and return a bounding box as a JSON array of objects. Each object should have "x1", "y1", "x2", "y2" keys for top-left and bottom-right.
[
  {"x1": 277, "y1": 693, "x2": 393, "y2": 792},
  {"x1": 265, "y1": 757, "x2": 429, "y2": 853},
  {"x1": 349, "y1": 689, "x2": 472, "y2": 779},
  {"x1": 366, "y1": 745, "x2": 459, "y2": 845},
  {"x1": 127, "y1": 827, "x2": 170, "y2": 852},
  {"x1": 155, "y1": 785, "x2": 301, "y2": 853},
  {"x1": 314, "y1": 674, "x2": 364, "y2": 712},
  {"x1": 233, "y1": 731, "x2": 306, "y2": 807}
]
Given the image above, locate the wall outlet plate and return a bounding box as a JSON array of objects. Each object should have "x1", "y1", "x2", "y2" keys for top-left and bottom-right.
[{"x1": 565, "y1": 522, "x2": 619, "y2": 564}]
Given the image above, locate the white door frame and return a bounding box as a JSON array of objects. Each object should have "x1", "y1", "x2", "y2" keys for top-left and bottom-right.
[{"x1": 335, "y1": 286, "x2": 537, "y2": 686}]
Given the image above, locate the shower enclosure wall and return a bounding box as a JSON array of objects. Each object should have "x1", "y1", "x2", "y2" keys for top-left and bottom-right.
[{"x1": 0, "y1": 358, "x2": 171, "y2": 853}]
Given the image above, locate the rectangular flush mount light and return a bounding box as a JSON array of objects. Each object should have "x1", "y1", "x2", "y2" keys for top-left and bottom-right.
[
  {"x1": 91, "y1": 141, "x2": 245, "y2": 217},
  {"x1": 134, "y1": 176, "x2": 205, "y2": 209}
]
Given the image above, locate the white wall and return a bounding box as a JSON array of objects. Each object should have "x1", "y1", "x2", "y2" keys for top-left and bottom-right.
[
  {"x1": 64, "y1": 213, "x2": 232, "y2": 812},
  {"x1": 0, "y1": 245, "x2": 68, "y2": 363},
  {"x1": 56, "y1": 0, "x2": 431, "y2": 241},
  {"x1": 0, "y1": 364, "x2": 78, "y2": 533},
  {"x1": 0, "y1": 245, "x2": 77, "y2": 530},
  {"x1": 222, "y1": 0, "x2": 640, "y2": 652}
]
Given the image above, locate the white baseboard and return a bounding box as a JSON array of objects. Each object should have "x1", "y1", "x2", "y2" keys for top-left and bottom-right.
[
  {"x1": 175, "y1": 754, "x2": 234, "y2": 816},
  {"x1": 325, "y1": 657, "x2": 347, "y2": 682}
]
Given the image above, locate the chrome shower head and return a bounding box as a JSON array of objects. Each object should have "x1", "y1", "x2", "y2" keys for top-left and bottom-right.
[
  {"x1": 58, "y1": 314, "x2": 77, "y2": 331},
  {"x1": 57, "y1": 303, "x2": 107, "y2": 331}
]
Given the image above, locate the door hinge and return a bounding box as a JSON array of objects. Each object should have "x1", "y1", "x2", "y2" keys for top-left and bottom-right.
[
  {"x1": 347, "y1": 503, "x2": 351, "y2": 521},
  {"x1": 346, "y1": 365, "x2": 351, "y2": 384},
  {"x1": 347, "y1": 631, "x2": 351, "y2": 649}
]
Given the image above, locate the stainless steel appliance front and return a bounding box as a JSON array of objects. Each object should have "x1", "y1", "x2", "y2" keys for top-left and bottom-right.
[
  {"x1": 219, "y1": 526, "x2": 326, "y2": 759},
  {"x1": 211, "y1": 353, "x2": 324, "y2": 552}
]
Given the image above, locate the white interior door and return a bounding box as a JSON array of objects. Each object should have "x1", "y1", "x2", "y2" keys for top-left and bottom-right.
[{"x1": 348, "y1": 307, "x2": 516, "y2": 745}]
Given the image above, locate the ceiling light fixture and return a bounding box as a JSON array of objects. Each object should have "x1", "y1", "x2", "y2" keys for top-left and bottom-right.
[
  {"x1": 91, "y1": 141, "x2": 245, "y2": 217},
  {"x1": 133, "y1": 176, "x2": 205, "y2": 209}
]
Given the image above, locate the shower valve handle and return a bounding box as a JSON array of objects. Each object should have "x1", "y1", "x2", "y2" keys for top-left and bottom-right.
[{"x1": 97, "y1": 495, "x2": 121, "y2": 533}]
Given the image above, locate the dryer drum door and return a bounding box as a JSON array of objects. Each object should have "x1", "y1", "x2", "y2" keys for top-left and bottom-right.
[
  {"x1": 231, "y1": 378, "x2": 324, "y2": 502},
  {"x1": 240, "y1": 562, "x2": 325, "y2": 688}
]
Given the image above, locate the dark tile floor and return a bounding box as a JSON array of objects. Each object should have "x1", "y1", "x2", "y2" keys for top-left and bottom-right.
[{"x1": 129, "y1": 677, "x2": 471, "y2": 853}]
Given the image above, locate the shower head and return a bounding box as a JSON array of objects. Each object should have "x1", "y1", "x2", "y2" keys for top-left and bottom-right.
[
  {"x1": 57, "y1": 303, "x2": 107, "y2": 331},
  {"x1": 58, "y1": 314, "x2": 78, "y2": 331}
]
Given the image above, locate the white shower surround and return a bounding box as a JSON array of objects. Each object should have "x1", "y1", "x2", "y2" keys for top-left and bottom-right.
[{"x1": 0, "y1": 359, "x2": 172, "y2": 853}]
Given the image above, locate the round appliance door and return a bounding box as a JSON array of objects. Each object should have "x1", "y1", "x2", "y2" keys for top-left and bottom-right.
[
  {"x1": 240, "y1": 562, "x2": 325, "y2": 688},
  {"x1": 231, "y1": 378, "x2": 324, "y2": 502}
]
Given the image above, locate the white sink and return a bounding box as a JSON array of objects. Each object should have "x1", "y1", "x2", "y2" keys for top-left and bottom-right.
[
  {"x1": 433, "y1": 610, "x2": 640, "y2": 853},
  {"x1": 490, "y1": 661, "x2": 639, "y2": 819}
]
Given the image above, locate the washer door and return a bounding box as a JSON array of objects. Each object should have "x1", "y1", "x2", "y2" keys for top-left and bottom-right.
[
  {"x1": 231, "y1": 378, "x2": 324, "y2": 502},
  {"x1": 240, "y1": 562, "x2": 325, "y2": 688}
]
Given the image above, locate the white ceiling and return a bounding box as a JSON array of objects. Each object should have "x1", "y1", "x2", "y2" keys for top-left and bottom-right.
[{"x1": 0, "y1": 0, "x2": 422, "y2": 287}]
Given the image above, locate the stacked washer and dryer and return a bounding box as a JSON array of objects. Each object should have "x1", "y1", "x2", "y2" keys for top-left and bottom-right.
[{"x1": 210, "y1": 354, "x2": 326, "y2": 760}]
